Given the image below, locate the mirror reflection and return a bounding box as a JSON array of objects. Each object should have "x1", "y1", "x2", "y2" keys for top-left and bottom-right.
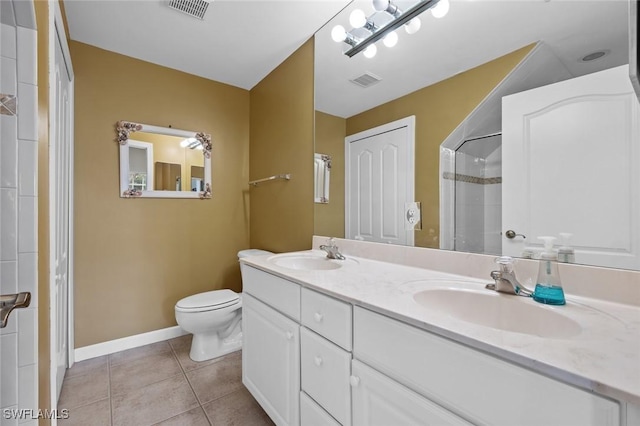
[
  {"x1": 116, "y1": 121, "x2": 212, "y2": 199},
  {"x1": 314, "y1": 0, "x2": 639, "y2": 270}
]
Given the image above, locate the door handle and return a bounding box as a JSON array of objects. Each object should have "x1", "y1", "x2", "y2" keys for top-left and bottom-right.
[
  {"x1": 505, "y1": 230, "x2": 526, "y2": 239},
  {"x1": 0, "y1": 292, "x2": 31, "y2": 328}
]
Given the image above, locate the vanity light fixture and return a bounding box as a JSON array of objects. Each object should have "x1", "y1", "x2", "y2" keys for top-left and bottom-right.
[{"x1": 332, "y1": 0, "x2": 449, "y2": 58}]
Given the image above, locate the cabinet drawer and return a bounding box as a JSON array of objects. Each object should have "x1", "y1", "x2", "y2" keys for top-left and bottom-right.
[
  {"x1": 241, "y1": 264, "x2": 300, "y2": 321},
  {"x1": 301, "y1": 288, "x2": 352, "y2": 350},
  {"x1": 301, "y1": 327, "x2": 351, "y2": 426},
  {"x1": 354, "y1": 307, "x2": 619, "y2": 426},
  {"x1": 300, "y1": 392, "x2": 342, "y2": 426},
  {"x1": 351, "y1": 360, "x2": 471, "y2": 426}
]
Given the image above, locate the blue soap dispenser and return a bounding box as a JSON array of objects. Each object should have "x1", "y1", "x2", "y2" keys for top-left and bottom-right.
[{"x1": 533, "y1": 236, "x2": 566, "y2": 305}]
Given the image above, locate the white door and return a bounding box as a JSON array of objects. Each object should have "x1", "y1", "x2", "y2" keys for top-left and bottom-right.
[
  {"x1": 502, "y1": 65, "x2": 640, "y2": 270},
  {"x1": 242, "y1": 294, "x2": 300, "y2": 426},
  {"x1": 345, "y1": 117, "x2": 415, "y2": 246},
  {"x1": 51, "y1": 6, "x2": 74, "y2": 400}
]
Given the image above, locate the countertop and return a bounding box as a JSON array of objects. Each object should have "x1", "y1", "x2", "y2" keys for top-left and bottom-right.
[{"x1": 241, "y1": 250, "x2": 640, "y2": 406}]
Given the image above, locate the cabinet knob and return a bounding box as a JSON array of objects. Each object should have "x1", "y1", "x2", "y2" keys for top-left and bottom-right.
[
  {"x1": 350, "y1": 376, "x2": 360, "y2": 387},
  {"x1": 314, "y1": 312, "x2": 323, "y2": 323},
  {"x1": 314, "y1": 356, "x2": 323, "y2": 367},
  {"x1": 285, "y1": 331, "x2": 294, "y2": 341}
]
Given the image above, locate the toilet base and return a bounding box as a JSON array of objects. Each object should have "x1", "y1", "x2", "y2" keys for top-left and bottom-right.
[{"x1": 189, "y1": 330, "x2": 243, "y2": 362}]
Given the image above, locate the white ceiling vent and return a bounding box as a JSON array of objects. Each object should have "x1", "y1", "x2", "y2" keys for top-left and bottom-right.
[
  {"x1": 168, "y1": 0, "x2": 211, "y2": 20},
  {"x1": 350, "y1": 72, "x2": 382, "y2": 88}
]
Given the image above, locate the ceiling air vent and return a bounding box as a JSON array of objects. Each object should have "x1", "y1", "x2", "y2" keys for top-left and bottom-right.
[
  {"x1": 350, "y1": 72, "x2": 382, "y2": 88},
  {"x1": 168, "y1": 0, "x2": 211, "y2": 20}
]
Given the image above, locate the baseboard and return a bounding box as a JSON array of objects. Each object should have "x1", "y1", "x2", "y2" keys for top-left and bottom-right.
[{"x1": 74, "y1": 326, "x2": 189, "y2": 362}]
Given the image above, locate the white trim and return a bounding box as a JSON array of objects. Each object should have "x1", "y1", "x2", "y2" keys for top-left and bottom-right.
[
  {"x1": 122, "y1": 140, "x2": 154, "y2": 191},
  {"x1": 74, "y1": 326, "x2": 189, "y2": 362},
  {"x1": 345, "y1": 116, "x2": 416, "y2": 246}
]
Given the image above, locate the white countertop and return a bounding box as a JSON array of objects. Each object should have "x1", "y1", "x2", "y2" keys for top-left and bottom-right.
[{"x1": 241, "y1": 250, "x2": 640, "y2": 406}]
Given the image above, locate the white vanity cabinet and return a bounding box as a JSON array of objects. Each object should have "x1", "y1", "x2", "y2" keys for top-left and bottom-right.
[
  {"x1": 353, "y1": 306, "x2": 620, "y2": 426},
  {"x1": 241, "y1": 266, "x2": 301, "y2": 426}
]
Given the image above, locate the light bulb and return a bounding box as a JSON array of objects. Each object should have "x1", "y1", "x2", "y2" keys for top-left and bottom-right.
[
  {"x1": 350, "y1": 9, "x2": 367, "y2": 28},
  {"x1": 331, "y1": 25, "x2": 347, "y2": 42},
  {"x1": 431, "y1": 0, "x2": 450, "y2": 18},
  {"x1": 383, "y1": 31, "x2": 398, "y2": 48},
  {"x1": 180, "y1": 138, "x2": 196, "y2": 147},
  {"x1": 372, "y1": 0, "x2": 389, "y2": 12},
  {"x1": 363, "y1": 44, "x2": 377, "y2": 58},
  {"x1": 404, "y1": 17, "x2": 421, "y2": 34}
]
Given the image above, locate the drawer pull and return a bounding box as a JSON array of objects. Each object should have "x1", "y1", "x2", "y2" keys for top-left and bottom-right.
[
  {"x1": 314, "y1": 356, "x2": 323, "y2": 367},
  {"x1": 350, "y1": 375, "x2": 360, "y2": 387},
  {"x1": 314, "y1": 312, "x2": 324, "y2": 323},
  {"x1": 285, "y1": 331, "x2": 294, "y2": 341}
]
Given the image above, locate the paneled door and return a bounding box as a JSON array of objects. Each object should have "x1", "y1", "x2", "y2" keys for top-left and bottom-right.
[
  {"x1": 502, "y1": 65, "x2": 640, "y2": 270},
  {"x1": 51, "y1": 4, "x2": 74, "y2": 400},
  {"x1": 345, "y1": 117, "x2": 415, "y2": 246}
]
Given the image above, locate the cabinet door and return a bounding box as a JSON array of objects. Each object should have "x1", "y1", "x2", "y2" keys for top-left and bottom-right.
[
  {"x1": 242, "y1": 293, "x2": 300, "y2": 426},
  {"x1": 351, "y1": 360, "x2": 471, "y2": 426}
]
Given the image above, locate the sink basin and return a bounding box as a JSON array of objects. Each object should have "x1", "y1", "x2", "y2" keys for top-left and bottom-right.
[
  {"x1": 413, "y1": 288, "x2": 582, "y2": 338},
  {"x1": 269, "y1": 253, "x2": 344, "y2": 271}
]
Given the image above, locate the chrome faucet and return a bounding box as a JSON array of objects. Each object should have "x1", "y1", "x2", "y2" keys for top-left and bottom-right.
[
  {"x1": 319, "y1": 238, "x2": 346, "y2": 260},
  {"x1": 487, "y1": 256, "x2": 533, "y2": 297}
]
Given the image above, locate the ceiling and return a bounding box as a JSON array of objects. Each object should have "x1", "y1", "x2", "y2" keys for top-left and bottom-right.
[
  {"x1": 63, "y1": 0, "x2": 352, "y2": 90},
  {"x1": 64, "y1": 0, "x2": 630, "y2": 118}
]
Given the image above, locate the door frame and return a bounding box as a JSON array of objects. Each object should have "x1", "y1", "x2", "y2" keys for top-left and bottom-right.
[
  {"x1": 49, "y1": 0, "x2": 75, "y2": 411},
  {"x1": 344, "y1": 116, "x2": 415, "y2": 246}
]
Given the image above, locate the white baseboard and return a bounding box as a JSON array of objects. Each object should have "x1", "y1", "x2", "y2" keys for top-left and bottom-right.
[{"x1": 74, "y1": 326, "x2": 189, "y2": 362}]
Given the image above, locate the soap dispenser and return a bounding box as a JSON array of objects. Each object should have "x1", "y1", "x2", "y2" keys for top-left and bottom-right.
[
  {"x1": 533, "y1": 236, "x2": 566, "y2": 305},
  {"x1": 557, "y1": 232, "x2": 575, "y2": 263}
]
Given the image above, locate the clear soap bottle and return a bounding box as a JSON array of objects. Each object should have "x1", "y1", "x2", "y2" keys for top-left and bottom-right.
[{"x1": 533, "y1": 236, "x2": 566, "y2": 305}]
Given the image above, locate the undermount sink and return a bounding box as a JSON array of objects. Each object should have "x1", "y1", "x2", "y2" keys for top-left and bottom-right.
[
  {"x1": 413, "y1": 287, "x2": 582, "y2": 339},
  {"x1": 269, "y1": 252, "x2": 349, "y2": 271}
]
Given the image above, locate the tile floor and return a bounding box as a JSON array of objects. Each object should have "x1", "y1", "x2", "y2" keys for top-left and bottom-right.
[{"x1": 58, "y1": 335, "x2": 274, "y2": 426}]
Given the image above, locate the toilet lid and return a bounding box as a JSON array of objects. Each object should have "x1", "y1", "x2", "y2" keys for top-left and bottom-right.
[{"x1": 176, "y1": 289, "x2": 240, "y2": 311}]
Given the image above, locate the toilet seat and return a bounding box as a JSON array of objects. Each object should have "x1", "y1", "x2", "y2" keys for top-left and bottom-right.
[{"x1": 175, "y1": 289, "x2": 240, "y2": 313}]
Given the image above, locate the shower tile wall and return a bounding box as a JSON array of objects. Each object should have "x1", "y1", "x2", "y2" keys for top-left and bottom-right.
[
  {"x1": 483, "y1": 147, "x2": 502, "y2": 255},
  {"x1": 0, "y1": 17, "x2": 39, "y2": 426}
]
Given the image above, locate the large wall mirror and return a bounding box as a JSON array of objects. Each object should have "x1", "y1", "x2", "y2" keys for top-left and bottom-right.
[
  {"x1": 314, "y1": 0, "x2": 639, "y2": 271},
  {"x1": 116, "y1": 121, "x2": 212, "y2": 199}
]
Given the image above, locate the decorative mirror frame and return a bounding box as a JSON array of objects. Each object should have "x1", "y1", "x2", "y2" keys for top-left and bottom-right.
[
  {"x1": 115, "y1": 121, "x2": 212, "y2": 199},
  {"x1": 314, "y1": 153, "x2": 331, "y2": 203}
]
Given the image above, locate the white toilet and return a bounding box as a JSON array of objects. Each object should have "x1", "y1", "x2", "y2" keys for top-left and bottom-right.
[{"x1": 174, "y1": 249, "x2": 272, "y2": 362}]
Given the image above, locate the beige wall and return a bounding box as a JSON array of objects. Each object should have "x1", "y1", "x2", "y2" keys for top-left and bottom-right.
[
  {"x1": 249, "y1": 39, "x2": 315, "y2": 252},
  {"x1": 345, "y1": 45, "x2": 533, "y2": 248},
  {"x1": 71, "y1": 41, "x2": 251, "y2": 347},
  {"x1": 314, "y1": 111, "x2": 345, "y2": 238}
]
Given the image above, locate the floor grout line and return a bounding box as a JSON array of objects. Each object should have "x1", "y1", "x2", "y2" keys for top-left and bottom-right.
[{"x1": 107, "y1": 354, "x2": 113, "y2": 426}]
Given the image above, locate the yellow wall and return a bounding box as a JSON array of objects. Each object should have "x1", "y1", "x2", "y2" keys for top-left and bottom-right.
[
  {"x1": 71, "y1": 41, "x2": 251, "y2": 347},
  {"x1": 314, "y1": 111, "x2": 345, "y2": 238},
  {"x1": 345, "y1": 45, "x2": 533, "y2": 248},
  {"x1": 249, "y1": 39, "x2": 315, "y2": 252},
  {"x1": 35, "y1": 1, "x2": 51, "y2": 419}
]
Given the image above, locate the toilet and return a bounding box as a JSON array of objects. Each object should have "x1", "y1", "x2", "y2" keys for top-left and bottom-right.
[{"x1": 174, "y1": 249, "x2": 272, "y2": 362}]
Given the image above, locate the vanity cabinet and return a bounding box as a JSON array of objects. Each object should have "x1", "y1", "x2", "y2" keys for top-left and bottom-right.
[
  {"x1": 241, "y1": 265, "x2": 301, "y2": 426},
  {"x1": 353, "y1": 306, "x2": 620, "y2": 426},
  {"x1": 351, "y1": 359, "x2": 471, "y2": 426}
]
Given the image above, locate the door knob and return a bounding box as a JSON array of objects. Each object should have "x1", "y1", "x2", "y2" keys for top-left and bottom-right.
[
  {"x1": 505, "y1": 230, "x2": 526, "y2": 239},
  {"x1": 0, "y1": 292, "x2": 31, "y2": 328},
  {"x1": 314, "y1": 312, "x2": 323, "y2": 323}
]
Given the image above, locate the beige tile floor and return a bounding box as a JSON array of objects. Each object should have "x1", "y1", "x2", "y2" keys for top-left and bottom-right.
[{"x1": 58, "y1": 335, "x2": 274, "y2": 426}]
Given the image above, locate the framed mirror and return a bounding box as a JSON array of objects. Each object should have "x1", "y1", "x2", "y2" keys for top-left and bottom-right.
[
  {"x1": 314, "y1": 153, "x2": 331, "y2": 203},
  {"x1": 115, "y1": 121, "x2": 212, "y2": 199}
]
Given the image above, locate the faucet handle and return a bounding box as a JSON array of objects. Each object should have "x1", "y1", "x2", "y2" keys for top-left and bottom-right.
[{"x1": 495, "y1": 256, "x2": 516, "y2": 272}]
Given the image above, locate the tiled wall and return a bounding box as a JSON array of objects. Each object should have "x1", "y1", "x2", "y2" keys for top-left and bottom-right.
[{"x1": 0, "y1": 21, "x2": 39, "y2": 426}]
